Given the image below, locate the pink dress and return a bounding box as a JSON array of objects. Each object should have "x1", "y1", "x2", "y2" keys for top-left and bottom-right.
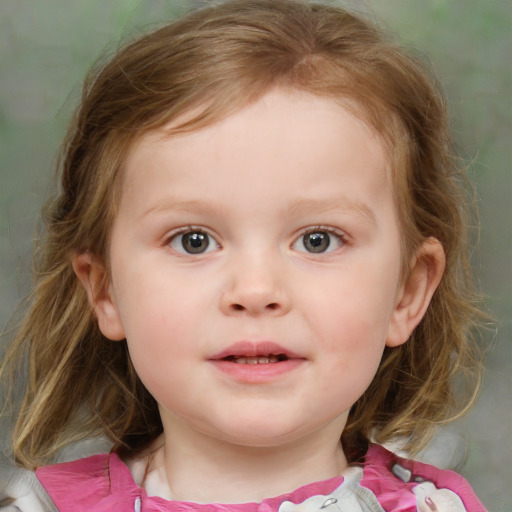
[{"x1": 8, "y1": 444, "x2": 486, "y2": 512}]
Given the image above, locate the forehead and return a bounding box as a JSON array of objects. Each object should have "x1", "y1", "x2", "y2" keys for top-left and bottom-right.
[
  {"x1": 120, "y1": 89, "x2": 392, "y2": 217},
  {"x1": 128, "y1": 88, "x2": 388, "y2": 164}
]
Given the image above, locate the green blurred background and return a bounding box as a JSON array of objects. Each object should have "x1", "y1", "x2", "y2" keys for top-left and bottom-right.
[{"x1": 0, "y1": 1, "x2": 510, "y2": 509}]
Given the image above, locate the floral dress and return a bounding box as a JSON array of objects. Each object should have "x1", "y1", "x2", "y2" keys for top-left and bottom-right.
[{"x1": 0, "y1": 444, "x2": 486, "y2": 512}]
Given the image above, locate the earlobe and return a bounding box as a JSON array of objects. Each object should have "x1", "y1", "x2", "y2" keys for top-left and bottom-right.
[
  {"x1": 386, "y1": 237, "x2": 445, "y2": 347},
  {"x1": 72, "y1": 252, "x2": 126, "y2": 341}
]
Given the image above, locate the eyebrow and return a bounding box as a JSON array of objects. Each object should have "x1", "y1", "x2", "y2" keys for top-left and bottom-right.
[
  {"x1": 284, "y1": 197, "x2": 377, "y2": 225},
  {"x1": 141, "y1": 197, "x2": 376, "y2": 224},
  {"x1": 140, "y1": 199, "x2": 227, "y2": 219}
]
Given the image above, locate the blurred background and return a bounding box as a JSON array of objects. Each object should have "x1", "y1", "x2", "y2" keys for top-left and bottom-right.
[{"x1": 0, "y1": 1, "x2": 510, "y2": 509}]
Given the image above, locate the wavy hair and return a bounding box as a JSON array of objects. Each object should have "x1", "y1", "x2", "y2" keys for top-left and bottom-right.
[{"x1": 1, "y1": 0, "x2": 483, "y2": 468}]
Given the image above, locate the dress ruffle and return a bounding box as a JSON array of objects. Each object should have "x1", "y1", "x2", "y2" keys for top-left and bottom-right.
[{"x1": 19, "y1": 444, "x2": 487, "y2": 512}]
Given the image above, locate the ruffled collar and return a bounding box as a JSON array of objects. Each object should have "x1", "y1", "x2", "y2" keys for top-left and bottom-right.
[{"x1": 35, "y1": 444, "x2": 485, "y2": 512}]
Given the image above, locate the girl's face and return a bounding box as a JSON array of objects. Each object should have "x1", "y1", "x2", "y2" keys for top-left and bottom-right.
[{"x1": 83, "y1": 89, "x2": 440, "y2": 452}]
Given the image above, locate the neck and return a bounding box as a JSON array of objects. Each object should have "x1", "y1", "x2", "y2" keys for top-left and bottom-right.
[{"x1": 148, "y1": 419, "x2": 348, "y2": 504}]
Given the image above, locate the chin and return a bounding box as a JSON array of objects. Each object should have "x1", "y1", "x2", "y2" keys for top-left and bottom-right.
[{"x1": 204, "y1": 420, "x2": 313, "y2": 448}]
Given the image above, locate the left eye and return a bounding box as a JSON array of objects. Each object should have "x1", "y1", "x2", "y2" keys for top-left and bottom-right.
[
  {"x1": 169, "y1": 230, "x2": 218, "y2": 254},
  {"x1": 293, "y1": 230, "x2": 344, "y2": 254}
]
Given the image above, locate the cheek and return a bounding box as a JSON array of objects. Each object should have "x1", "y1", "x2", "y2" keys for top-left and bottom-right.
[
  {"x1": 122, "y1": 306, "x2": 200, "y2": 410},
  {"x1": 303, "y1": 269, "x2": 398, "y2": 349},
  {"x1": 113, "y1": 280, "x2": 194, "y2": 372}
]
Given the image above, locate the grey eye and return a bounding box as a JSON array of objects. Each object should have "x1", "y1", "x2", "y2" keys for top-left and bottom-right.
[
  {"x1": 302, "y1": 232, "x2": 330, "y2": 253},
  {"x1": 170, "y1": 230, "x2": 216, "y2": 254},
  {"x1": 182, "y1": 232, "x2": 209, "y2": 253},
  {"x1": 292, "y1": 228, "x2": 345, "y2": 254}
]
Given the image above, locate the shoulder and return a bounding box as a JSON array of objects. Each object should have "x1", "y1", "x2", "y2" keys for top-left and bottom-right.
[
  {"x1": 360, "y1": 444, "x2": 487, "y2": 512},
  {"x1": 36, "y1": 452, "x2": 110, "y2": 484},
  {"x1": 0, "y1": 465, "x2": 58, "y2": 512},
  {"x1": 35, "y1": 452, "x2": 140, "y2": 511}
]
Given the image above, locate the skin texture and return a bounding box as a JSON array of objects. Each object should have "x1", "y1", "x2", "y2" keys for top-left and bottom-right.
[{"x1": 74, "y1": 89, "x2": 444, "y2": 503}]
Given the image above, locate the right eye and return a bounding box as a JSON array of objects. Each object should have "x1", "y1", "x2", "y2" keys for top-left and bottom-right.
[
  {"x1": 169, "y1": 229, "x2": 218, "y2": 254},
  {"x1": 292, "y1": 227, "x2": 345, "y2": 254}
]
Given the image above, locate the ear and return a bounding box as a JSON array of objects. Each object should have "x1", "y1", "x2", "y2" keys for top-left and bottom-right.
[
  {"x1": 386, "y1": 237, "x2": 445, "y2": 347},
  {"x1": 72, "y1": 252, "x2": 126, "y2": 341}
]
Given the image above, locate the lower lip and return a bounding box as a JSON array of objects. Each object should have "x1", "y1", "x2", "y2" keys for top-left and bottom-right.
[{"x1": 209, "y1": 359, "x2": 305, "y2": 383}]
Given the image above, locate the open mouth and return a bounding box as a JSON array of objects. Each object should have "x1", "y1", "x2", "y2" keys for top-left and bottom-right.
[
  {"x1": 222, "y1": 354, "x2": 289, "y2": 365},
  {"x1": 210, "y1": 343, "x2": 303, "y2": 381}
]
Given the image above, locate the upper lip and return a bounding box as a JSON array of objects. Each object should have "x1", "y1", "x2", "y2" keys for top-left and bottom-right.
[{"x1": 209, "y1": 341, "x2": 302, "y2": 361}]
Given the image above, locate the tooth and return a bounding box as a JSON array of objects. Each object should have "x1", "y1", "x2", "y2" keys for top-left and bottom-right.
[{"x1": 231, "y1": 355, "x2": 284, "y2": 364}]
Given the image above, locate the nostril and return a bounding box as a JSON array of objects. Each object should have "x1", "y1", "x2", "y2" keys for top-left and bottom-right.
[{"x1": 226, "y1": 301, "x2": 283, "y2": 314}]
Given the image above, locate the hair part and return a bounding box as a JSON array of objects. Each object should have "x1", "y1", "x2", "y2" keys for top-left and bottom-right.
[{"x1": 1, "y1": 0, "x2": 484, "y2": 468}]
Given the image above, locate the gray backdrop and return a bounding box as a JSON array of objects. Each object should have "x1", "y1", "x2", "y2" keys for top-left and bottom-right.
[{"x1": 0, "y1": 1, "x2": 510, "y2": 510}]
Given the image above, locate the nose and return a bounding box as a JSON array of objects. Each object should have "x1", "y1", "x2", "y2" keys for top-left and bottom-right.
[{"x1": 220, "y1": 254, "x2": 291, "y2": 317}]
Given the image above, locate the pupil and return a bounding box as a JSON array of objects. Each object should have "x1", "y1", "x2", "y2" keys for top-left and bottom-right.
[
  {"x1": 183, "y1": 232, "x2": 209, "y2": 253},
  {"x1": 304, "y1": 232, "x2": 330, "y2": 253}
]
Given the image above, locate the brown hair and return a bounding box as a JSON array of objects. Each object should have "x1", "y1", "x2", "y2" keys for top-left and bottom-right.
[{"x1": 1, "y1": 0, "x2": 483, "y2": 468}]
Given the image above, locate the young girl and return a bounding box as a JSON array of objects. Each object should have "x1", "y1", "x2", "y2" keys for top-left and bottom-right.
[{"x1": 0, "y1": 0, "x2": 487, "y2": 510}]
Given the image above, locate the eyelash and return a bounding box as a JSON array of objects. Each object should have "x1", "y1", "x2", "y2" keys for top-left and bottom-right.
[
  {"x1": 164, "y1": 225, "x2": 348, "y2": 255},
  {"x1": 165, "y1": 226, "x2": 219, "y2": 255},
  {"x1": 293, "y1": 226, "x2": 348, "y2": 254}
]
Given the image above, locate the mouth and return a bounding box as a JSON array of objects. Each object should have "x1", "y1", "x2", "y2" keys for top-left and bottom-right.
[
  {"x1": 221, "y1": 354, "x2": 289, "y2": 365},
  {"x1": 210, "y1": 341, "x2": 300, "y2": 362},
  {"x1": 209, "y1": 342, "x2": 304, "y2": 382}
]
